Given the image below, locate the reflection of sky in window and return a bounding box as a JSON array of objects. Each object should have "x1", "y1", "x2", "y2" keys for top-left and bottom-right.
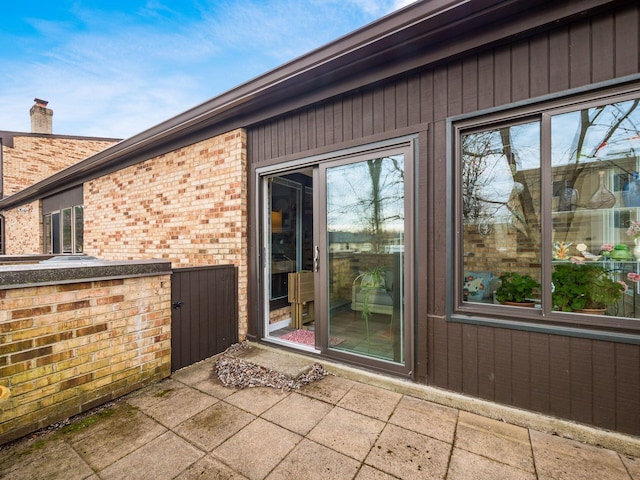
[
  {"x1": 327, "y1": 156, "x2": 404, "y2": 233},
  {"x1": 552, "y1": 100, "x2": 640, "y2": 165}
]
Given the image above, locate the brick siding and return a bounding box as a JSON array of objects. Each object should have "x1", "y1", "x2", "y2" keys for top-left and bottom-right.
[
  {"x1": 84, "y1": 128, "x2": 248, "y2": 337},
  {"x1": 2, "y1": 200, "x2": 42, "y2": 255},
  {"x1": 0, "y1": 275, "x2": 171, "y2": 444},
  {"x1": 2, "y1": 136, "x2": 117, "y2": 197}
]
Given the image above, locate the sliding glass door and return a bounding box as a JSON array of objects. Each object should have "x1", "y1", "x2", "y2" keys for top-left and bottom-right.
[{"x1": 260, "y1": 141, "x2": 413, "y2": 372}]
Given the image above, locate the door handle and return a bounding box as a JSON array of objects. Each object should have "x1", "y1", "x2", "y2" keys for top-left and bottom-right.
[
  {"x1": 172, "y1": 301, "x2": 184, "y2": 309},
  {"x1": 313, "y1": 245, "x2": 320, "y2": 272}
]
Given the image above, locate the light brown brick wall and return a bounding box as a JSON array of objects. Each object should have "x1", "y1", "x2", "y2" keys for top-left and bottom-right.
[
  {"x1": 0, "y1": 275, "x2": 171, "y2": 444},
  {"x1": 3, "y1": 200, "x2": 42, "y2": 255},
  {"x1": 84, "y1": 128, "x2": 248, "y2": 337},
  {"x1": 2, "y1": 136, "x2": 117, "y2": 197}
]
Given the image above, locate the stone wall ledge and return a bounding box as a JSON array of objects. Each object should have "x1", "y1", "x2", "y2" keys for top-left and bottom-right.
[{"x1": 0, "y1": 257, "x2": 172, "y2": 290}]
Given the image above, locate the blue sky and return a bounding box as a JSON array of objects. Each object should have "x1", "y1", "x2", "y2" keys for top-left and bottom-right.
[{"x1": 1, "y1": 1, "x2": 415, "y2": 139}]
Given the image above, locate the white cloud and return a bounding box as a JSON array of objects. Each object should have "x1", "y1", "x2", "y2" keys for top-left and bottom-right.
[{"x1": 0, "y1": 0, "x2": 418, "y2": 138}]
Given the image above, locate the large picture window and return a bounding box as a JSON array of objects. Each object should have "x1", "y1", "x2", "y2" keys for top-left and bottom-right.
[{"x1": 454, "y1": 88, "x2": 640, "y2": 330}]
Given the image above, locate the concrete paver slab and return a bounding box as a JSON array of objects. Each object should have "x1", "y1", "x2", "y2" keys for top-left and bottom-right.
[
  {"x1": 99, "y1": 431, "x2": 204, "y2": 480},
  {"x1": 337, "y1": 382, "x2": 402, "y2": 422},
  {"x1": 455, "y1": 410, "x2": 534, "y2": 473},
  {"x1": 126, "y1": 380, "x2": 217, "y2": 428},
  {"x1": 67, "y1": 403, "x2": 167, "y2": 471},
  {"x1": 307, "y1": 406, "x2": 385, "y2": 461},
  {"x1": 174, "y1": 402, "x2": 255, "y2": 452},
  {"x1": 530, "y1": 429, "x2": 631, "y2": 480},
  {"x1": 0, "y1": 437, "x2": 94, "y2": 480},
  {"x1": 365, "y1": 423, "x2": 452, "y2": 480},
  {"x1": 447, "y1": 448, "x2": 536, "y2": 480},
  {"x1": 299, "y1": 374, "x2": 355, "y2": 404},
  {"x1": 266, "y1": 438, "x2": 360, "y2": 480},
  {"x1": 224, "y1": 386, "x2": 288, "y2": 415},
  {"x1": 213, "y1": 418, "x2": 302, "y2": 480},
  {"x1": 621, "y1": 455, "x2": 640, "y2": 479},
  {"x1": 173, "y1": 454, "x2": 249, "y2": 480},
  {"x1": 230, "y1": 345, "x2": 315, "y2": 378},
  {"x1": 389, "y1": 394, "x2": 458, "y2": 443},
  {"x1": 355, "y1": 464, "x2": 404, "y2": 479},
  {"x1": 261, "y1": 391, "x2": 333, "y2": 435}
]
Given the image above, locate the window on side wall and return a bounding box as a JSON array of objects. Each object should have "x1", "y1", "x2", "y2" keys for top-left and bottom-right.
[
  {"x1": 43, "y1": 204, "x2": 83, "y2": 254},
  {"x1": 453, "y1": 87, "x2": 640, "y2": 332}
]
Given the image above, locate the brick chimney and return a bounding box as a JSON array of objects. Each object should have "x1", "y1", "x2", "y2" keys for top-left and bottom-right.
[{"x1": 30, "y1": 98, "x2": 53, "y2": 134}]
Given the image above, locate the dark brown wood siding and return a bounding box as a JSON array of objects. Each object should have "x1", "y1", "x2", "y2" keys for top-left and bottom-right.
[{"x1": 248, "y1": 2, "x2": 640, "y2": 434}]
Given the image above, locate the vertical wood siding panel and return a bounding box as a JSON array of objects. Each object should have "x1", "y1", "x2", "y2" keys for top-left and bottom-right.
[
  {"x1": 477, "y1": 327, "x2": 495, "y2": 400},
  {"x1": 447, "y1": 61, "x2": 463, "y2": 117},
  {"x1": 549, "y1": 27, "x2": 570, "y2": 92},
  {"x1": 433, "y1": 67, "x2": 448, "y2": 122},
  {"x1": 373, "y1": 87, "x2": 385, "y2": 135},
  {"x1": 615, "y1": 4, "x2": 640, "y2": 77},
  {"x1": 352, "y1": 93, "x2": 363, "y2": 140},
  {"x1": 432, "y1": 317, "x2": 449, "y2": 388},
  {"x1": 462, "y1": 56, "x2": 478, "y2": 114},
  {"x1": 420, "y1": 70, "x2": 434, "y2": 124},
  {"x1": 477, "y1": 52, "x2": 494, "y2": 110},
  {"x1": 308, "y1": 108, "x2": 317, "y2": 150},
  {"x1": 529, "y1": 34, "x2": 549, "y2": 98},
  {"x1": 462, "y1": 323, "x2": 479, "y2": 395},
  {"x1": 530, "y1": 334, "x2": 550, "y2": 413},
  {"x1": 592, "y1": 14, "x2": 615, "y2": 83},
  {"x1": 299, "y1": 111, "x2": 309, "y2": 152},
  {"x1": 343, "y1": 96, "x2": 353, "y2": 142},
  {"x1": 511, "y1": 330, "x2": 531, "y2": 409},
  {"x1": 494, "y1": 329, "x2": 512, "y2": 404},
  {"x1": 324, "y1": 103, "x2": 334, "y2": 146},
  {"x1": 284, "y1": 116, "x2": 294, "y2": 156},
  {"x1": 494, "y1": 45, "x2": 511, "y2": 107},
  {"x1": 396, "y1": 79, "x2": 408, "y2": 129},
  {"x1": 511, "y1": 40, "x2": 530, "y2": 102},
  {"x1": 277, "y1": 118, "x2": 286, "y2": 158},
  {"x1": 291, "y1": 114, "x2": 300, "y2": 155},
  {"x1": 592, "y1": 341, "x2": 616, "y2": 430},
  {"x1": 569, "y1": 22, "x2": 592, "y2": 88},
  {"x1": 362, "y1": 90, "x2": 374, "y2": 137},
  {"x1": 432, "y1": 121, "x2": 447, "y2": 317},
  {"x1": 407, "y1": 75, "x2": 421, "y2": 126},
  {"x1": 333, "y1": 100, "x2": 343, "y2": 145},
  {"x1": 447, "y1": 321, "x2": 463, "y2": 392},
  {"x1": 316, "y1": 105, "x2": 326, "y2": 148},
  {"x1": 384, "y1": 83, "x2": 396, "y2": 132},
  {"x1": 548, "y1": 336, "x2": 571, "y2": 419},
  {"x1": 615, "y1": 344, "x2": 640, "y2": 435},
  {"x1": 569, "y1": 337, "x2": 593, "y2": 425}
]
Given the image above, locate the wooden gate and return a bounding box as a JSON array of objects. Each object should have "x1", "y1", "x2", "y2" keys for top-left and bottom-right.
[{"x1": 171, "y1": 265, "x2": 238, "y2": 372}]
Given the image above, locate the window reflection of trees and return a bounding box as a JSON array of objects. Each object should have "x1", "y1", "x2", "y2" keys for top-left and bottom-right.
[{"x1": 327, "y1": 156, "x2": 404, "y2": 253}]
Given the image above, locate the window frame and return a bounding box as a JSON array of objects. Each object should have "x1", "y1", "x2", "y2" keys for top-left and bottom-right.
[
  {"x1": 43, "y1": 204, "x2": 83, "y2": 255},
  {"x1": 448, "y1": 81, "x2": 640, "y2": 336}
]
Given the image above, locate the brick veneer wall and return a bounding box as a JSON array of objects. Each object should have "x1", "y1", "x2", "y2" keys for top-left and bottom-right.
[
  {"x1": 2, "y1": 200, "x2": 42, "y2": 255},
  {"x1": 84, "y1": 128, "x2": 248, "y2": 337},
  {"x1": 2, "y1": 136, "x2": 117, "y2": 197},
  {"x1": 0, "y1": 274, "x2": 171, "y2": 445}
]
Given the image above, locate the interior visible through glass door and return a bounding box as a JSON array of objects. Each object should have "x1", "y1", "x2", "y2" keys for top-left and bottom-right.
[
  {"x1": 324, "y1": 154, "x2": 405, "y2": 364},
  {"x1": 266, "y1": 172, "x2": 315, "y2": 348}
]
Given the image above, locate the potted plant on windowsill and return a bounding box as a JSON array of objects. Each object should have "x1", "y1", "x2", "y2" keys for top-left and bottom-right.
[
  {"x1": 552, "y1": 262, "x2": 625, "y2": 313},
  {"x1": 495, "y1": 272, "x2": 540, "y2": 307}
]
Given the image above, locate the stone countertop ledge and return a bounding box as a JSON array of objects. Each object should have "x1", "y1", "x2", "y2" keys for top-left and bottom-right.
[{"x1": 0, "y1": 256, "x2": 172, "y2": 290}]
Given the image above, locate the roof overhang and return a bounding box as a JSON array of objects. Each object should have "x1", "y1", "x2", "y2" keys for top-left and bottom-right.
[{"x1": 0, "y1": 0, "x2": 622, "y2": 210}]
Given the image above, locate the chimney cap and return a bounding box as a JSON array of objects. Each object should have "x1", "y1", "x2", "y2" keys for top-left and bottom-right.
[{"x1": 33, "y1": 98, "x2": 49, "y2": 106}]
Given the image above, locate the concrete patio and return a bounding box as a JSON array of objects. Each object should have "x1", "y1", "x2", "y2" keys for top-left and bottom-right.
[{"x1": 1, "y1": 343, "x2": 639, "y2": 480}]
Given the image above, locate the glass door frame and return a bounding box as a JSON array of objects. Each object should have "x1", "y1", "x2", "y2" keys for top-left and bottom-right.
[{"x1": 255, "y1": 136, "x2": 416, "y2": 375}]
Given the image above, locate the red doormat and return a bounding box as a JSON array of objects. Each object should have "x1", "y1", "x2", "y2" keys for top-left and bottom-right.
[{"x1": 280, "y1": 329, "x2": 344, "y2": 347}]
